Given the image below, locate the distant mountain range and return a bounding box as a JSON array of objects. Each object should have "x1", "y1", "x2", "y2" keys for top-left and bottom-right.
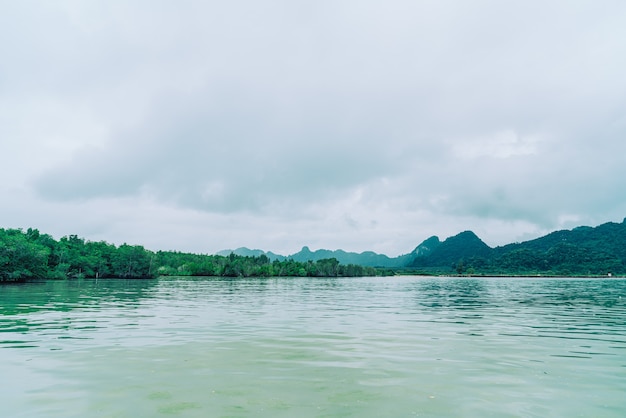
[
  {"x1": 216, "y1": 246, "x2": 413, "y2": 267},
  {"x1": 216, "y1": 247, "x2": 286, "y2": 261},
  {"x1": 217, "y1": 218, "x2": 626, "y2": 275}
]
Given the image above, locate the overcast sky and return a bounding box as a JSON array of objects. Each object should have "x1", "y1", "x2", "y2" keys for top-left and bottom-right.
[{"x1": 2, "y1": 1, "x2": 626, "y2": 256}]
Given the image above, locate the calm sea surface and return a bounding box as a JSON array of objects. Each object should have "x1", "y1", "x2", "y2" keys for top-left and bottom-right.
[{"x1": 1, "y1": 276, "x2": 625, "y2": 417}]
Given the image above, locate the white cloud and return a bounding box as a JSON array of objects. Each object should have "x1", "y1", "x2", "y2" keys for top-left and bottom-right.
[{"x1": 450, "y1": 130, "x2": 543, "y2": 160}]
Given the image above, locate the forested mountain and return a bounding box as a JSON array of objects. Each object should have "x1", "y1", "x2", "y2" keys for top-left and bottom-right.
[
  {"x1": 409, "y1": 219, "x2": 626, "y2": 275},
  {"x1": 217, "y1": 220, "x2": 626, "y2": 275},
  {"x1": 411, "y1": 231, "x2": 491, "y2": 269}
]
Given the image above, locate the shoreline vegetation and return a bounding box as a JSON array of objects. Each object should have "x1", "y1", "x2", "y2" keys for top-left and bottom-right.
[
  {"x1": 0, "y1": 228, "x2": 391, "y2": 282},
  {"x1": 2, "y1": 223, "x2": 625, "y2": 282}
]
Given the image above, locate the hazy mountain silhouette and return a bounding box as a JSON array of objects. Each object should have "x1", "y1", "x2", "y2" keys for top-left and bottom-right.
[{"x1": 216, "y1": 218, "x2": 626, "y2": 274}]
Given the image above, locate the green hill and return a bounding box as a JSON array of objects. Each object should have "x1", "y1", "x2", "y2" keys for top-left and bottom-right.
[
  {"x1": 217, "y1": 219, "x2": 626, "y2": 275},
  {"x1": 288, "y1": 246, "x2": 411, "y2": 267},
  {"x1": 408, "y1": 219, "x2": 626, "y2": 276},
  {"x1": 410, "y1": 231, "x2": 492, "y2": 272}
]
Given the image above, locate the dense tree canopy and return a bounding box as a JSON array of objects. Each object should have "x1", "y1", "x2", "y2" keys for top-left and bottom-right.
[{"x1": 0, "y1": 228, "x2": 382, "y2": 281}]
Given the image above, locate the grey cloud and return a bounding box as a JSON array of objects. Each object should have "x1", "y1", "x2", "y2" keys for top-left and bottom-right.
[
  {"x1": 33, "y1": 82, "x2": 400, "y2": 213},
  {"x1": 5, "y1": 0, "x2": 626, "y2": 254}
]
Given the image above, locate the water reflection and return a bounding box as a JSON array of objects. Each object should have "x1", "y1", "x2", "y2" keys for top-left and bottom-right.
[
  {"x1": 0, "y1": 279, "x2": 158, "y2": 349},
  {"x1": 0, "y1": 279, "x2": 158, "y2": 315},
  {"x1": 410, "y1": 277, "x2": 491, "y2": 309}
]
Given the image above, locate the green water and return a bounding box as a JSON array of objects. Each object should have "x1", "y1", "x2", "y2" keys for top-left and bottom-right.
[{"x1": 1, "y1": 276, "x2": 625, "y2": 417}]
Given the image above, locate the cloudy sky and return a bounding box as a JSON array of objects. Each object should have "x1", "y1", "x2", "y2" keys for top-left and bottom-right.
[{"x1": 2, "y1": 1, "x2": 625, "y2": 256}]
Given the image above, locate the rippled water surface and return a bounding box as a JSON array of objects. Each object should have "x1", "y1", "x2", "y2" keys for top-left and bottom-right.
[{"x1": 2, "y1": 276, "x2": 626, "y2": 417}]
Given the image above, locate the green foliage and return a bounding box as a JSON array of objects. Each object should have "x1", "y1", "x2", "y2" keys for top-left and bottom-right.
[
  {"x1": 0, "y1": 229, "x2": 50, "y2": 281},
  {"x1": 5, "y1": 219, "x2": 623, "y2": 281},
  {"x1": 0, "y1": 228, "x2": 384, "y2": 281},
  {"x1": 0, "y1": 229, "x2": 154, "y2": 281}
]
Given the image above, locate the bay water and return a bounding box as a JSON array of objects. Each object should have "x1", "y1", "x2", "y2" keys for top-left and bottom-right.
[{"x1": 1, "y1": 276, "x2": 625, "y2": 417}]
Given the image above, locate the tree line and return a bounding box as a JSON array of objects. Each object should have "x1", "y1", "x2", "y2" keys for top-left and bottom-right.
[
  {"x1": 449, "y1": 242, "x2": 624, "y2": 276},
  {"x1": 0, "y1": 228, "x2": 385, "y2": 281}
]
